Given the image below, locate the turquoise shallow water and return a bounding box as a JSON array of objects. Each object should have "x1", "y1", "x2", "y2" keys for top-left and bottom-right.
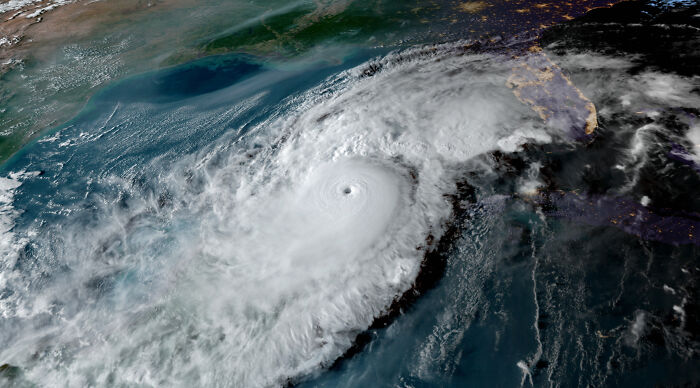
[{"x1": 1, "y1": 1, "x2": 699, "y2": 387}]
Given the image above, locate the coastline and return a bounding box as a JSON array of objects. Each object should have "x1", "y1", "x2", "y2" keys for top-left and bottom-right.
[{"x1": 0, "y1": 0, "x2": 623, "y2": 165}]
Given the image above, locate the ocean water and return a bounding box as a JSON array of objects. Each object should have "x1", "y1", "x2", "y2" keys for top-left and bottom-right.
[
  {"x1": 0, "y1": 49, "x2": 387, "y2": 386},
  {"x1": 1, "y1": 1, "x2": 699, "y2": 387},
  {"x1": 0, "y1": 0, "x2": 619, "y2": 161},
  {"x1": 0, "y1": 40, "x2": 564, "y2": 386}
]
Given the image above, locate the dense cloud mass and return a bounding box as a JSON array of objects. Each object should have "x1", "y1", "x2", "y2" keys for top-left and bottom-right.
[
  {"x1": 0, "y1": 0, "x2": 698, "y2": 387},
  {"x1": 0, "y1": 40, "x2": 586, "y2": 386}
]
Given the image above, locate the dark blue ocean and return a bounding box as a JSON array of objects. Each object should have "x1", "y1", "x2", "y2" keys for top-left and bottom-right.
[{"x1": 1, "y1": 1, "x2": 700, "y2": 385}]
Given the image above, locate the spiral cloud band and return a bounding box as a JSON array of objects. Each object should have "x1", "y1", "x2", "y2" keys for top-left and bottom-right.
[{"x1": 0, "y1": 42, "x2": 587, "y2": 387}]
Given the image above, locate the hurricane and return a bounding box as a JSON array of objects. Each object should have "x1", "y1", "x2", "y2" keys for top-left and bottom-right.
[{"x1": 1, "y1": 0, "x2": 699, "y2": 386}]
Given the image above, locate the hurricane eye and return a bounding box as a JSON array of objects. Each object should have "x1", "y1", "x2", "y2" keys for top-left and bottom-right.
[{"x1": 343, "y1": 187, "x2": 352, "y2": 195}]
